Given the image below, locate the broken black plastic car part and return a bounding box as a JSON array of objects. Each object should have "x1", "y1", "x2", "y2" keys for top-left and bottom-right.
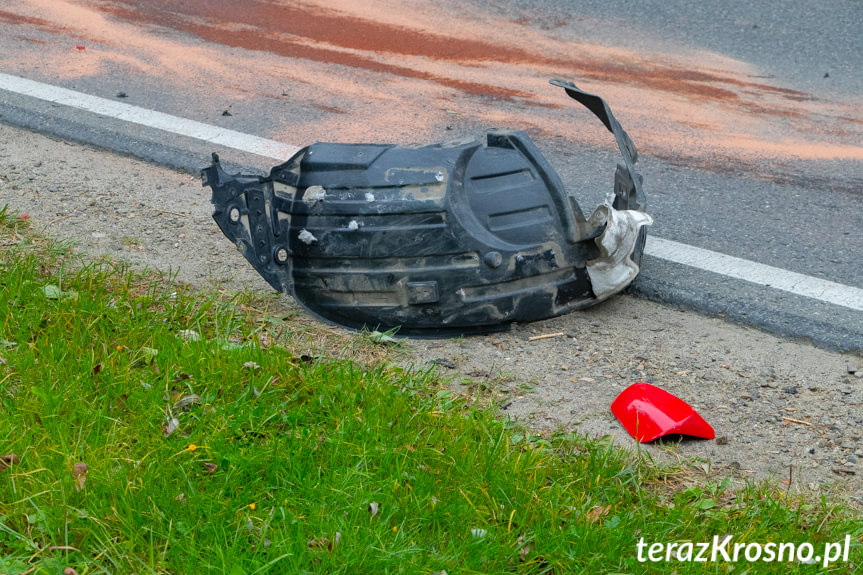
[{"x1": 202, "y1": 79, "x2": 651, "y2": 336}]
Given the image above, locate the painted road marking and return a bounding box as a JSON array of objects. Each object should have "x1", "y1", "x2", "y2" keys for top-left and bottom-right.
[
  {"x1": 0, "y1": 72, "x2": 301, "y2": 160},
  {"x1": 645, "y1": 237, "x2": 863, "y2": 312},
  {"x1": 2, "y1": 72, "x2": 863, "y2": 313}
]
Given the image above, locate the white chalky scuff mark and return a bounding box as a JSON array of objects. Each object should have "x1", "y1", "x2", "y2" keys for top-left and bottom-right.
[
  {"x1": 298, "y1": 229, "x2": 318, "y2": 245},
  {"x1": 303, "y1": 185, "x2": 326, "y2": 205}
]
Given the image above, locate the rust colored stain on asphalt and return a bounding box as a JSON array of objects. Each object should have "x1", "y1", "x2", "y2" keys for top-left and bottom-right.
[
  {"x1": 88, "y1": 0, "x2": 812, "y2": 110},
  {"x1": 90, "y1": 0, "x2": 538, "y2": 101},
  {"x1": 4, "y1": 0, "x2": 860, "y2": 162},
  {"x1": 98, "y1": 0, "x2": 536, "y2": 63},
  {"x1": 0, "y1": 9, "x2": 54, "y2": 28},
  {"x1": 312, "y1": 104, "x2": 347, "y2": 115},
  {"x1": 0, "y1": 8, "x2": 103, "y2": 47}
]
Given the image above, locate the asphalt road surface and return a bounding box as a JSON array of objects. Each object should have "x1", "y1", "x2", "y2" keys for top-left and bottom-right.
[{"x1": 1, "y1": 0, "x2": 861, "y2": 350}]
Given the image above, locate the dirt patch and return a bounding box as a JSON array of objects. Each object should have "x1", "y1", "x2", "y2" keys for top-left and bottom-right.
[
  {"x1": 1, "y1": 122, "x2": 862, "y2": 501},
  {"x1": 409, "y1": 299, "x2": 863, "y2": 497},
  {"x1": 0, "y1": 123, "x2": 267, "y2": 292}
]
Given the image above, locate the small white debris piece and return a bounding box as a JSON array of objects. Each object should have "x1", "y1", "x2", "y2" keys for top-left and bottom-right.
[
  {"x1": 163, "y1": 417, "x2": 180, "y2": 437},
  {"x1": 303, "y1": 185, "x2": 326, "y2": 205},
  {"x1": 585, "y1": 203, "x2": 653, "y2": 301},
  {"x1": 177, "y1": 329, "x2": 201, "y2": 342},
  {"x1": 470, "y1": 528, "x2": 488, "y2": 539},
  {"x1": 347, "y1": 220, "x2": 359, "y2": 231},
  {"x1": 298, "y1": 229, "x2": 318, "y2": 245},
  {"x1": 365, "y1": 192, "x2": 375, "y2": 202}
]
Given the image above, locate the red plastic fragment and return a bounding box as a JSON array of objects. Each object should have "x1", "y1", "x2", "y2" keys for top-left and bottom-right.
[
  {"x1": 611, "y1": 382, "x2": 715, "y2": 442},
  {"x1": 17, "y1": 213, "x2": 29, "y2": 220},
  {"x1": 76, "y1": 45, "x2": 86, "y2": 50}
]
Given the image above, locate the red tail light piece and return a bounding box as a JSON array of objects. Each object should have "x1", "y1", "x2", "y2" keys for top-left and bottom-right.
[{"x1": 611, "y1": 382, "x2": 715, "y2": 443}]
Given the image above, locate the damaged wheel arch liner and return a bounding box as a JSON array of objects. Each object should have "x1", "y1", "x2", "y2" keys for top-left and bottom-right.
[{"x1": 201, "y1": 79, "x2": 652, "y2": 335}]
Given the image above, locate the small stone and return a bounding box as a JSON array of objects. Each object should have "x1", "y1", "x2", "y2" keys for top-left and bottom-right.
[
  {"x1": 715, "y1": 436, "x2": 728, "y2": 445},
  {"x1": 116, "y1": 91, "x2": 128, "y2": 98},
  {"x1": 729, "y1": 416, "x2": 740, "y2": 423},
  {"x1": 848, "y1": 454, "x2": 857, "y2": 464},
  {"x1": 847, "y1": 362, "x2": 859, "y2": 375},
  {"x1": 783, "y1": 386, "x2": 798, "y2": 394}
]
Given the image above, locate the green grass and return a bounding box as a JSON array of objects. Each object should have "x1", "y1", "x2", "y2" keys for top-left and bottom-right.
[{"x1": 0, "y1": 205, "x2": 861, "y2": 574}]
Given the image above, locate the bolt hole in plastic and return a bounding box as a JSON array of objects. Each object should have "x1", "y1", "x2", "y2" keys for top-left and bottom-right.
[{"x1": 611, "y1": 382, "x2": 715, "y2": 443}]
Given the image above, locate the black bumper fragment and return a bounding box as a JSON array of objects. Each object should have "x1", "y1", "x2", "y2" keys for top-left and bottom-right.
[{"x1": 202, "y1": 80, "x2": 651, "y2": 335}]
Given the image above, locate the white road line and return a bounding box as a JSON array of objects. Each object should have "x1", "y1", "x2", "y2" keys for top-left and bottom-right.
[
  {"x1": 0, "y1": 72, "x2": 301, "y2": 160},
  {"x1": 645, "y1": 237, "x2": 863, "y2": 312},
  {"x1": 2, "y1": 72, "x2": 863, "y2": 313}
]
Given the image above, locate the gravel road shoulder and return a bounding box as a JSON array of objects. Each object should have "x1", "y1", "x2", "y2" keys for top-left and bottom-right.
[{"x1": 2, "y1": 122, "x2": 862, "y2": 501}]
